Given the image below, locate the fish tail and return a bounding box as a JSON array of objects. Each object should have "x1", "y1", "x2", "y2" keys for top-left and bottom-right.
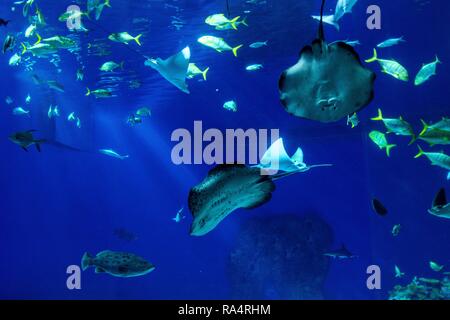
[
  {"x1": 84, "y1": 10, "x2": 91, "y2": 20},
  {"x1": 34, "y1": 33, "x2": 42, "y2": 45},
  {"x1": 365, "y1": 48, "x2": 378, "y2": 63},
  {"x1": 408, "y1": 134, "x2": 416, "y2": 146},
  {"x1": 20, "y1": 43, "x2": 27, "y2": 55},
  {"x1": 230, "y1": 16, "x2": 241, "y2": 30},
  {"x1": 134, "y1": 34, "x2": 142, "y2": 46},
  {"x1": 120, "y1": 155, "x2": 130, "y2": 160},
  {"x1": 419, "y1": 119, "x2": 429, "y2": 136},
  {"x1": 104, "y1": 0, "x2": 111, "y2": 7},
  {"x1": 435, "y1": 55, "x2": 441, "y2": 64},
  {"x1": 264, "y1": 40, "x2": 268, "y2": 46},
  {"x1": 385, "y1": 144, "x2": 396, "y2": 157},
  {"x1": 85, "y1": 87, "x2": 91, "y2": 96},
  {"x1": 81, "y1": 252, "x2": 92, "y2": 271},
  {"x1": 232, "y1": 44, "x2": 243, "y2": 57},
  {"x1": 371, "y1": 108, "x2": 383, "y2": 121},
  {"x1": 414, "y1": 145, "x2": 425, "y2": 159},
  {"x1": 240, "y1": 16, "x2": 249, "y2": 27},
  {"x1": 202, "y1": 67, "x2": 210, "y2": 81},
  {"x1": 120, "y1": 61, "x2": 125, "y2": 70}
]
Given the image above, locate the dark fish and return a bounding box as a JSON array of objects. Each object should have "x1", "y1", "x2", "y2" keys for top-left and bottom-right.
[
  {"x1": 324, "y1": 244, "x2": 356, "y2": 259},
  {"x1": 188, "y1": 164, "x2": 276, "y2": 236},
  {"x1": 81, "y1": 250, "x2": 155, "y2": 278},
  {"x1": 428, "y1": 188, "x2": 450, "y2": 219},
  {"x1": 2, "y1": 34, "x2": 16, "y2": 54},
  {"x1": 432, "y1": 188, "x2": 447, "y2": 208},
  {"x1": 278, "y1": 0, "x2": 375, "y2": 123},
  {"x1": 9, "y1": 130, "x2": 45, "y2": 152},
  {"x1": 0, "y1": 19, "x2": 10, "y2": 27},
  {"x1": 372, "y1": 198, "x2": 388, "y2": 216},
  {"x1": 113, "y1": 228, "x2": 137, "y2": 242}
]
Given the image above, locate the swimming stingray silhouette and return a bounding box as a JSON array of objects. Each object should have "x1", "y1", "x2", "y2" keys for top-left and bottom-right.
[{"x1": 278, "y1": 0, "x2": 375, "y2": 123}]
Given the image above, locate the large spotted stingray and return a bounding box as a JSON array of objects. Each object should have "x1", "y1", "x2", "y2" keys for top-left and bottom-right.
[
  {"x1": 279, "y1": 0, "x2": 375, "y2": 123},
  {"x1": 188, "y1": 164, "x2": 277, "y2": 236}
]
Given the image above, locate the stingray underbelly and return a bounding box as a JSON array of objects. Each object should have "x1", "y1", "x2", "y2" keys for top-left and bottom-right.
[{"x1": 279, "y1": 42, "x2": 376, "y2": 123}]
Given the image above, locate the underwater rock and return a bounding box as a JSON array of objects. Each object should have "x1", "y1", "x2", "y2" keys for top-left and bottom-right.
[{"x1": 228, "y1": 214, "x2": 333, "y2": 299}]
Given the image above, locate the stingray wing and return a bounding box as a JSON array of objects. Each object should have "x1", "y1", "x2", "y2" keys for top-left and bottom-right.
[
  {"x1": 279, "y1": 41, "x2": 375, "y2": 123},
  {"x1": 188, "y1": 164, "x2": 275, "y2": 236}
]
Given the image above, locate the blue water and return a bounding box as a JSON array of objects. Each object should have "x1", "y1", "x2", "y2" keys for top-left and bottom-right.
[{"x1": 0, "y1": 0, "x2": 449, "y2": 300}]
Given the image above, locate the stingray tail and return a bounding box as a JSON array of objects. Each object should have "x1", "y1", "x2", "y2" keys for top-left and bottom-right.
[
  {"x1": 307, "y1": 163, "x2": 334, "y2": 170},
  {"x1": 232, "y1": 44, "x2": 243, "y2": 57},
  {"x1": 371, "y1": 108, "x2": 383, "y2": 121},
  {"x1": 202, "y1": 67, "x2": 209, "y2": 81},
  {"x1": 365, "y1": 48, "x2": 378, "y2": 63}
]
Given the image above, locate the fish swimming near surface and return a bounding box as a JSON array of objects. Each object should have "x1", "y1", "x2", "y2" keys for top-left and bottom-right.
[
  {"x1": 214, "y1": 17, "x2": 248, "y2": 30},
  {"x1": 369, "y1": 130, "x2": 396, "y2": 157},
  {"x1": 25, "y1": 24, "x2": 36, "y2": 38},
  {"x1": 415, "y1": 56, "x2": 441, "y2": 86},
  {"x1": 87, "y1": 0, "x2": 111, "y2": 20},
  {"x1": 371, "y1": 108, "x2": 415, "y2": 144},
  {"x1": 323, "y1": 244, "x2": 357, "y2": 259},
  {"x1": 205, "y1": 13, "x2": 241, "y2": 30},
  {"x1": 428, "y1": 188, "x2": 450, "y2": 219},
  {"x1": 9, "y1": 53, "x2": 21, "y2": 66},
  {"x1": 21, "y1": 41, "x2": 58, "y2": 57},
  {"x1": 377, "y1": 36, "x2": 405, "y2": 48},
  {"x1": 34, "y1": 34, "x2": 77, "y2": 50},
  {"x1": 188, "y1": 164, "x2": 277, "y2": 236},
  {"x1": 0, "y1": 18, "x2": 10, "y2": 27},
  {"x1": 372, "y1": 198, "x2": 388, "y2": 216},
  {"x1": 82, "y1": 250, "x2": 155, "y2": 278},
  {"x1": 136, "y1": 107, "x2": 151, "y2": 117},
  {"x1": 100, "y1": 61, "x2": 124, "y2": 72},
  {"x1": 365, "y1": 49, "x2": 409, "y2": 81},
  {"x1": 99, "y1": 149, "x2": 129, "y2": 160},
  {"x1": 145, "y1": 46, "x2": 191, "y2": 94},
  {"x1": 280, "y1": 0, "x2": 375, "y2": 123},
  {"x1": 312, "y1": 0, "x2": 358, "y2": 31},
  {"x1": 197, "y1": 36, "x2": 243, "y2": 57}
]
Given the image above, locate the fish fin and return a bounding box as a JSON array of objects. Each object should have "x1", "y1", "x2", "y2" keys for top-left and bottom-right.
[
  {"x1": 95, "y1": 267, "x2": 105, "y2": 273},
  {"x1": 81, "y1": 252, "x2": 92, "y2": 271},
  {"x1": 232, "y1": 44, "x2": 243, "y2": 57},
  {"x1": 230, "y1": 16, "x2": 240, "y2": 30},
  {"x1": 104, "y1": 0, "x2": 111, "y2": 7},
  {"x1": 22, "y1": 147, "x2": 28, "y2": 152},
  {"x1": 414, "y1": 145, "x2": 425, "y2": 159},
  {"x1": 435, "y1": 55, "x2": 441, "y2": 64},
  {"x1": 240, "y1": 16, "x2": 248, "y2": 27},
  {"x1": 34, "y1": 33, "x2": 42, "y2": 45},
  {"x1": 134, "y1": 34, "x2": 142, "y2": 46},
  {"x1": 433, "y1": 188, "x2": 447, "y2": 208},
  {"x1": 371, "y1": 108, "x2": 383, "y2": 121},
  {"x1": 419, "y1": 119, "x2": 429, "y2": 136},
  {"x1": 20, "y1": 43, "x2": 27, "y2": 55},
  {"x1": 202, "y1": 67, "x2": 209, "y2": 81},
  {"x1": 35, "y1": 143, "x2": 41, "y2": 152},
  {"x1": 386, "y1": 144, "x2": 396, "y2": 157},
  {"x1": 365, "y1": 48, "x2": 378, "y2": 63},
  {"x1": 85, "y1": 87, "x2": 91, "y2": 96}
]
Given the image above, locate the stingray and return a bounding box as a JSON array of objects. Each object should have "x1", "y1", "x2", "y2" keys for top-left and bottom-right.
[
  {"x1": 278, "y1": 0, "x2": 375, "y2": 123},
  {"x1": 257, "y1": 138, "x2": 332, "y2": 174},
  {"x1": 144, "y1": 46, "x2": 190, "y2": 94},
  {"x1": 189, "y1": 164, "x2": 280, "y2": 236}
]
